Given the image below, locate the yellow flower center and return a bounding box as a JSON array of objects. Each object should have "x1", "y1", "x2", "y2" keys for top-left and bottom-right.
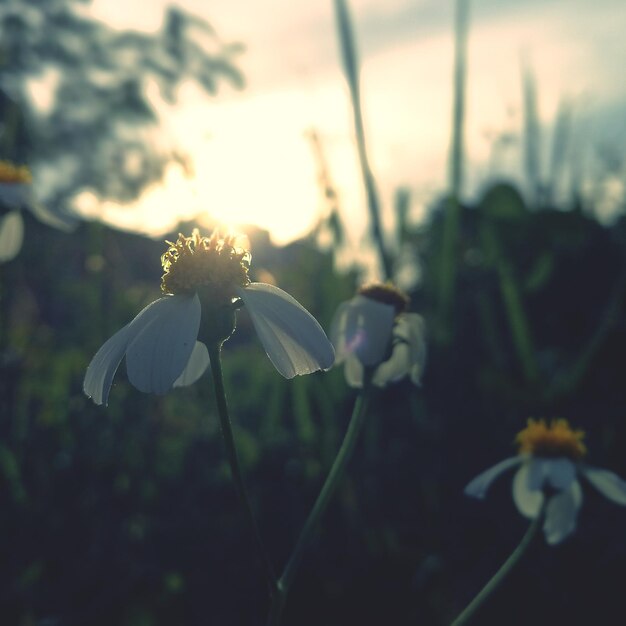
[
  {"x1": 0, "y1": 161, "x2": 32, "y2": 184},
  {"x1": 160, "y1": 229, "x2": 250, "y2": 303},
  {"x1": 515, "y1": 418, "x2": 587, "y2": 460},
  {"x1": 358, "y1": 282, "x2": 409, "y2": 314}
]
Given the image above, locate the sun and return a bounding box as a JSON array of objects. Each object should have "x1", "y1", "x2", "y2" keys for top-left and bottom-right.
[
  {"x1": 74, "y1": 90, "x2": 324, "y2": 246},
  {"x1": 181, "y1": 90, "x2": 324, "y2": 245}
]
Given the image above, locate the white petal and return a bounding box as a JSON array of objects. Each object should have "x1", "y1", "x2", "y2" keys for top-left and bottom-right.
[
  {"x1": 410, "y1": 361, "x2": 425, "y2": 386},
  {"x1": 581, "y1": 466, "x2": 626, "y2": 505},
  {"x1": 237, "y1": 283, "x2": 335, "y2": 378},
  {"x1": 84, "y1": 324, "x2": 136, "y2": 406},
  {"x1": 344, "y1": 355, "x2": 365, "y2": 388},
  {"x1": 84, "y1": 296, "x2": 188, "y2": 405},
  {"x1": 371, "y1": 314, "x2": 427, "y2": 387},
  {"x1": 0, "y1": 211, "x2": 24, "y2": 262},
  {"x1": 525, "y1": 457, "x2": 575, "y2": 492},
  {"x1": 0, "y1": 183, "x2": 29, "y2": 209},
  {"x1": 400, "y1": 313, "x2": 427, "y2": 385},
  {"x1": 372, "y1": 343, "x2": 409, "y2": 386},
  {"x1": 464, "y1": 456, "x2": 522, "y2": 499},
  {"x1": 126, "y1": 294, "x2": 201, "y2": 394},
  {"x1": 543, "y1": 481, "x2": 583, "y2": 545},
  {"x1": 525, "y1": 457, "x2": 550, "y2": 491},
  {"x1": 513, "y1": 463, "x2": 544, "y2": 518},
  {"x1": 545, "y1": 458, "x2": 576, "y2": 490},
  {"x1": 173, "y1": 341, "x2": 210, "y2": 387},
  {"x1": 329, "y1": 300, "x2": 356, "y2": 364},
  {"x1": 329, "y1": 295, "x2": 395, "y2": 366},
  {"x1": 395, "y1": 313, "x2": 425, "y2": 342}
]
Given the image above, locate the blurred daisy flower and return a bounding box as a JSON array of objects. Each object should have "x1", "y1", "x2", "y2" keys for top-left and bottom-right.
[
  {"x1": 0, "y1": 160, "x2": 75, "y2": 262},
  {"x1": 0, "y1": 161, "x2": 31, "y2": 262},
  {"x1": 84, "y1": 229, "x2": 335, "y2": 405},
  {"x1": 330, "y1": 283, "x2": 426, "y2": 387},
  {"x1": 465, "y1": 418, "x2": 626, "y2": 544}
]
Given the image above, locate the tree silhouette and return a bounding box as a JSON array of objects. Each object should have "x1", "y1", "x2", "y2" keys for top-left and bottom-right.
[{"x1": 0, "y1": 0, "x2": 244, "y2": 220}]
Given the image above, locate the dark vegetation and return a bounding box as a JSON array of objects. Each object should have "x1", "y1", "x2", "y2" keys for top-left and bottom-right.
[{"x1": 1, "y1": 1, "x2": 625, "y2": 624}]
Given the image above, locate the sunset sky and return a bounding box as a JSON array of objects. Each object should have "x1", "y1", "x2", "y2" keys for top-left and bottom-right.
[{"x1": 83, "y1": 0, "x2": 626, "y2": 250}]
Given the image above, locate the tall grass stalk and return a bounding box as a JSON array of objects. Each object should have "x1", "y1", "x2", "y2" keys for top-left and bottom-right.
[
  {"x1": 333, "y1": 0, "x2": 392, "y2": 280},
  {"x1": 480, "y1": 221, "x2": 538, "y2": 383},
  {"x1": 547, "y1": 98, "x2": 572, "y2": 204},
  {"x1": 438, "y1": 0, "x2": 470, "y2": 341},
  {"x1": 522, "y1": 56, "x2": 542, "y2": 207}
]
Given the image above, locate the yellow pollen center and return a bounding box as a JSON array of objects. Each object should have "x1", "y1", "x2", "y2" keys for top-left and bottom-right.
[
  {"x1": 160, "y1": 229, "x2": 250, "y2": 301},
  {"x1": 358, "y1": 282, "x2": 409, "y2": 314},
  {"x1": 0, "y1": 161, "x2": 32, "y2": 184},
  {"x1": 515, "y1": 418, "x2": 587, "y2": 460}
]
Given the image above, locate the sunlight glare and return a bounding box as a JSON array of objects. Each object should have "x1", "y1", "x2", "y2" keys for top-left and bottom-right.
[{"x1": 187, "y1": 91, "x2": 322, "y2": 244}]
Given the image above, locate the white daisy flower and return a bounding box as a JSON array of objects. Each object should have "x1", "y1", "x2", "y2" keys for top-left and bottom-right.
[
  {"x1": 465, "y1": 418, "x2": 626, "y2": 544},
  {"x1": 0, "y1": 161, "x2": 31, "y2": 263},
  {"x1": 84, "y1": 229, "x2": 335, "y2": 405},
  {"x1": 330, "y1": 283, "x2": 426, "y2": 388},
  {"x1": 0, "y1": 160, "x2": 75, "y2": 263}
]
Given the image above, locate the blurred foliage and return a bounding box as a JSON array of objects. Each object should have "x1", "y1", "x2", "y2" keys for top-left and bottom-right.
[
  {"x1": 0, "y1": 0, "x2": 243, "y2": 216},
  {"x1": 1, "y1": 1, "x2": 626, "y2": 625},
  {"x1": 2, "y1": 180, "x2": 626, "y2": 624}
]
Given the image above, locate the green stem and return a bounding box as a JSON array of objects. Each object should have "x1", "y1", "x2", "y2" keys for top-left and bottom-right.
[
  {"x1": 267, "y1": 383, "x2": 373, "y2": 625},
  {"x1": 546, "y1": 263, "x2": 626, "y2": 400},
  {"x1": 450, "y1": 501, "x2": 546, "y2": 626},
  {"x1": 207, "y1": 342, "x2": 278, "y2": 598},
  {"x1": 497, "y1": 257, "x2": 538, "y2": 383},
  {"x1": 480, "y1": 224, "x2": 537, "y2": 383}
]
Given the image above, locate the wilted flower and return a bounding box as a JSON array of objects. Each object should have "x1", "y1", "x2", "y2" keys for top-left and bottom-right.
[
  {"x1": 465, "y1": 418, "x2": 626, "y2": 544},
  {"x1": 330, "y1": 283, "x2": 426, "y2": 387},
  {"x1": 0, "y1": 160, "x2": 75, "y2": 262},
  {"x1": 84, "y1": 229, "x2": 335, "y2": 405}
]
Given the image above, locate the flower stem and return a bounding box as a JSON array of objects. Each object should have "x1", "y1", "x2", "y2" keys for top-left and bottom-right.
[
  {"x1": 267, "y1": 383, "x2": 373, "y2": 625},
  {"x1": 450, "y1": 501, "x2": 546, "y2": 626},
  {"x1": 207, "y1": 341, "x2": 278, "y2": 598}
]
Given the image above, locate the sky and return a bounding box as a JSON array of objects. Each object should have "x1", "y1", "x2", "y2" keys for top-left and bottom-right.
[{"x1": 83, "y1": 0, "x2": 626, "y2": 255}]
